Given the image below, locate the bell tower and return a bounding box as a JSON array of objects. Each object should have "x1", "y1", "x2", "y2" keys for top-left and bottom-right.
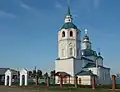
[
  {"x1": 58, "y1": 0, "x2": 81, "y2": 59},
  {"x1": 55, "y1": 0, "x2": 82, "y2": 79}
]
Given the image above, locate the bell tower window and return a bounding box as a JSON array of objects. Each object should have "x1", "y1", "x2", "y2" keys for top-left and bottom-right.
[
  {"x1": 70, "y1": 48, "x2": 73, "y2": 56},
  {"x1": 77, "y1": 49, "x2": 79, "y2": 56},
  {"x1": 62, "y1": 49, "x2": 65, "y2": 57},
  {"x1": 70, "y1": 31, "x2": 73, "y2": 37},
  {"x1": 62, "y1": 31, "x2": 65, "y2": 37}
]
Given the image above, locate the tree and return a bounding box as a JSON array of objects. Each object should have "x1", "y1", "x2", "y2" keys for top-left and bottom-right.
[
  {"x1": 50, "y1": 70, "x2": 55, "y2": 85},
  {"x1": 37, "y1": 70, "x2": 42, "y2": 78},
  {"x1": 50, "y1": 70, "x2": 55, "y2": 77},
  {"x1": 28, "y1": 71, "x2": 32, "y2": 78},
  {"x1": 32, "y1": 70, "x2": 37, "y2": 78},
  {"x1": 43, "y1": 72, "x2": 49, "y2": 78}
]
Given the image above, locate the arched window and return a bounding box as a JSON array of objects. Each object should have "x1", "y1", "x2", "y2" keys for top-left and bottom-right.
[
  {"x1": 70, "y1": 31, "x2": 73, "y2": 37},
  {"x1": 62, "y1": 31, "x2": 65, "y2": 37},
  {"x1": 70, "y1": 48, "x2": 73, "y2": 56},
  {"x1": 77, "y1": 49, "x2": 79, "y2": 56},
  {"x1": 62, "y1": 49, "x2": 65, "y2": 57},
  {"x1": 77, "y1": 31, "x2": 79, "y2": 39}
]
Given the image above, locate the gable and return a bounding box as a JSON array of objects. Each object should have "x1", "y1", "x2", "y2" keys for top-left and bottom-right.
[
  {"x1": 20, "y1": 68, "x2": 28, "y2": 74},
  {"x1": 76, "y1": 70, "x2": 96, "y2": 76},
  {"x1": 83, "y1": 63, "x2": 96, "y2": 68}
]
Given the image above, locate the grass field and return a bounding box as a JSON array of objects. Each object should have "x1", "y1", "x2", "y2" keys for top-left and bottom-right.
[{"x1": 0, "y1": 85, "x2": 120, "y2": 92}]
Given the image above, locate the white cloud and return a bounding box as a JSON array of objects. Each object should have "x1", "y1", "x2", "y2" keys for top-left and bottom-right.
[
  {"x1": 20, "y1": 3, "x2": 32, "y2": 10},
  {"x1": 0, "y1": 11, "x2": 16, "y2": 18},
  {"x1": 55, "y1": 3, "x2": 63, "y2": 9},
  {"x1": 54, "y1": 1, "x2": 64, "y2": 10},
  {"x1": 20, "y1": 2, "x2": 40, "y2": 15}
]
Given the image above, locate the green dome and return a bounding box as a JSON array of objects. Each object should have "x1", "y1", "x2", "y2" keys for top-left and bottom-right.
[
  {"x1": 61, "y1": 22, "x2": 77, "y2": 29},
  {"x1": 97, "y1": 56, "x2": 103, "y2": 60},
  {"x1": 83, "y1": 35, "x2": 89, "y2": 40},
  {"x1": 82, "y1": 49, "x2": 97, "y2": 57}
]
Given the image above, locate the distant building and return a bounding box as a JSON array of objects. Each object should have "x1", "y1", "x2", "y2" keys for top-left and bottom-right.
[{"x1": 55, "y1": 2, "x2": 111, "y2": 85}]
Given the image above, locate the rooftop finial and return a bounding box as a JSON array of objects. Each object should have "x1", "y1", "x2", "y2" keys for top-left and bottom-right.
[
  {"x1": 65, "y1": 0, "x2": 72, "y2": 23},
  {"x1": 98, "y1": 48, "x2": 101, "y2": 56},
  {"x1": 67, "y1": 0, "x2": 71, "y2": 16}
]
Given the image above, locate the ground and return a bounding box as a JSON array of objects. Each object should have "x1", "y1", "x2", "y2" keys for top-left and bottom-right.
[{"x1": 0, "y1": 85, "x2": 120, "y2": 92}]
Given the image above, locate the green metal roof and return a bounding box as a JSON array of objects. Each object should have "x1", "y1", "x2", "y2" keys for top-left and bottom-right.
[
  {"x1": 76, "y1": 70, "x2": 95, "y2": 76},
  {"x1": 82, "y1": 49, "x2": 97, "y2": 57},
  {"x1": 84, "y1": 63, "x2": 96, "y2": 68},
  {"x1": 61, "y1": 22, "x2": 77, "y2": 29},
  {"x1": 83, "y1": 35, "x2": 89, "y2": 40},
  {"x1": 84, "y1": 63, "x2": 110, "y2": 69}
]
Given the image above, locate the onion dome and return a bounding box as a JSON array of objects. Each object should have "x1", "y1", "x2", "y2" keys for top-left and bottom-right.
[
  {"x1": 97, "y1": 52, "x2": 103, "y2": 60},
  {"x1": 83, "y1": 29, "x2": 90, "y2": 42},
  {"x1": 82, "y1": 49, "x2": 97, "y2": 57}
]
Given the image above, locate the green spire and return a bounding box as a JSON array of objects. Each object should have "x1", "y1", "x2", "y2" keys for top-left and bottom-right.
[{"x1": 67, "y1": 0, "x2": 71, "y2": 16}]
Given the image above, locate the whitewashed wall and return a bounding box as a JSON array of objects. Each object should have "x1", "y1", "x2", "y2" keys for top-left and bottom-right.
[
  {"x1": 55, "y1": 58, "x2": 74, "y2": 76},
  {"x1": 98, "y1": 67, "x2": 111, "y2": 85},
  {"x1": 77, "y1": 75, "x2": 91, "y2": 85},
  {"x1": 58, "y1": 28, "x2": 81, "y2": 59},
  {"x1": 97, "y1": 58, "x2": 103, "y2": 66}
]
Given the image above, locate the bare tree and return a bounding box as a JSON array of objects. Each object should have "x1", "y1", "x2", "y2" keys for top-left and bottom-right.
[{"x1": 37, "y1": 70, "x2": 42, "y2": 78}]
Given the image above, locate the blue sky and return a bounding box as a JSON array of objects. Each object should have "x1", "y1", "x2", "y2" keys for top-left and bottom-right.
[{"x1": 0, "y1": 0, "x2": 120, "y2": 74}]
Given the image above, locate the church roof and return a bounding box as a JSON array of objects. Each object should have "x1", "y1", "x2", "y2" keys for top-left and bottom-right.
[
  {"x1": 84, "y1": 63, "x2": 110, "y2": 69},
  {"x1": 81, "y1": 57, "x2": 94, "y2": 62},
  {"x1": 7, "y1": 69, "x2": 18, "y2": 75},
  {"x1": 0, "y1": 68, "x2": 9, "y2": 75},
  {"x1": 76, "y1": 70, "x2": 96, "y2": 76},
  {"x1": 55, "y1": 72, "x2": 71, "y2": 77},
  {"x1": 83, "y1": 35, "x2": 89, "y2": 40},
  {"x1": 61, "y1": 22, "x2": 77, "y2": 29},
  {"x1": 82, "y1": 49, "x2": 97, "y2": 57},
  {"x1": 84, "y1": 63, "x2": 96, "y2": 68}
]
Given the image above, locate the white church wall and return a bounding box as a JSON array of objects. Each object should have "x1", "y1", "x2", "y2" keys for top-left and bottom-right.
[
  {"x1": 97, "y1": 58, "x2": 103, "y2": 66},
  {"x1": 74, "y1": 59, "x2": 83, "y2": 74},
  {"x1": 88, "y1": 67, "x2": 98, "y2": 75},
  {"x1": 87, "y1": 67, "x2": 111, "y2": 85},
  {"x1": 82, "y1": 42, "x2": 91, "y2": 50},
  {"x1": 55, "y1": 58, "x2": 74, "y2": 76},
  {"x1": 58, "y1": 28, "x2": 81, "y2": 59},
  {"x1": 77, "y1": 75, "x2": 91, "y2": 85},
  {"x1": 98, "y1": 67, "x2": 111, "y2": 85}
]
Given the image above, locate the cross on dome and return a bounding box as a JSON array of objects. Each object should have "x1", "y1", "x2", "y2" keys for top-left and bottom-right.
[{"x1": 85, "y1": 29, "x2": 88, "y2": 35}]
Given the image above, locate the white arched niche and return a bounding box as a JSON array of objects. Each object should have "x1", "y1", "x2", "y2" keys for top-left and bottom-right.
[
  {"x1": 5, "y1": 69, "x2": 18, "y2": 86},
  {"x1": 20, "y1": 68, "x2": 28, "y2": 86}
]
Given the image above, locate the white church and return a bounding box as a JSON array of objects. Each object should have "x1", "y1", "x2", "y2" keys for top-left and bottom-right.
[{"x1": 55, "y1": 2, "x2": 111, "y2": 85}]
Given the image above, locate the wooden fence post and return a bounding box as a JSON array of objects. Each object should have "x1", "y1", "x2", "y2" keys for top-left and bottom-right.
[
  {"x1": 74, "y1": 76, "x2": 78, "y2": 88},
  {"x1": 60, "y1": 77, "x2": 63, "y2": 88},
  {"x1": 46, "y1": 77, "x2": 50, "y2": 87},
  {"x1": 112, "y1": 75, "x2": 116, "y2": 90},
  {"x1": 92, "y1": 75, "x2": 96, "y2": 90},
  {"x1": 36, "y1": 76, "x2": 38, "y2": 86}
]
